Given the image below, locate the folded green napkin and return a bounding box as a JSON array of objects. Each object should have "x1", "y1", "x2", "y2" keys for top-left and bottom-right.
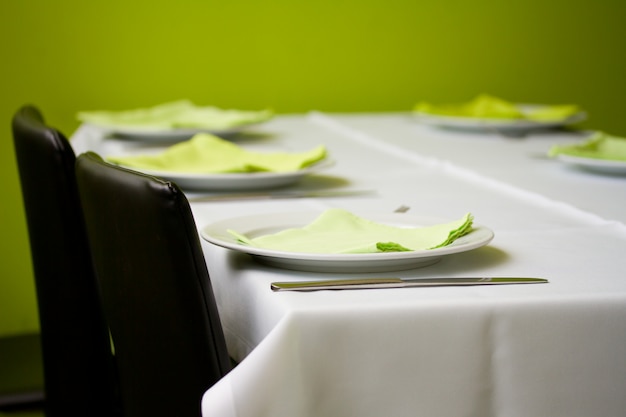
[
  {"x1": 548, "y1": 132, "x2": 626, "y2": 162},
  {"x1": 525, "y1": 104, "x2": 580, "y2": 121},
  {"x1": 107, "y1": 133, "x2": 327, "y2": 173},
  {"x1": 415, "y1": 94, "x2": 523, "y2": 119},
  {"x1": 414, "y1": 94, "x2": 580, "y2": 121},
  {"x1": 77, "y1": 100, "x2": 274, "y2": 130},
  {"x1": 228, "y1": 209, "x2": 474, "y2": 254}
]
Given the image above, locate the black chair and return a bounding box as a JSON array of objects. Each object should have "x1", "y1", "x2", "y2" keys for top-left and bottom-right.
[
  {"x1": 11, "y1": 106, "x2": 119, "y2": 417},
  {"x1": 75, "y1": 152, "x2": 231, "y2": 417}
]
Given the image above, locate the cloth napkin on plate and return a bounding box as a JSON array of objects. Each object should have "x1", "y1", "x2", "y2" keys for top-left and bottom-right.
[
  {"x1": 77, "y1": 100, "x2": 274, "y2": 130},
  {"x1": 548, "y1": 132, "x2": 626, "y2": 162},
  {"x1": 107, "y1": 133, "x2": 327, "y2": 173},
  {"x1": 414, "y1": 94, "x2": 580, "y2": 121},
  {"x1": 228, "y1": 208, "x2": 474, "y2": 254},
  {"x1": 525, "y1": 104, "x2": 581, "y2": 121}
]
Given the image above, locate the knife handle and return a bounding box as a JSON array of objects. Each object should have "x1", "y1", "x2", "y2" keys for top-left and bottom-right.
[{"x1": 271, "y1": 278, "x2": 405, "y2": 291}]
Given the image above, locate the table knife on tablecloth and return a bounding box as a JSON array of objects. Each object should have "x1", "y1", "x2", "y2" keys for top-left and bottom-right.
[
  {"x1": 271, "y1": 277, "x2": 548, "y2": 291},
  {"x1": 188, "y1": 189, "x2": 375, "y2": 202}
]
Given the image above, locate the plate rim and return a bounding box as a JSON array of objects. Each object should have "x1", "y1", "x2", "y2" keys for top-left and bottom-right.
[
  {"x1": 87, "y1": 121, "x2": 265, "y2": 141},
  {"x1": 119, "y1": 158, "x2": 334, "y2": 190},
  {"x1": 555, "y1": 153, "x2": 626, "y2": 172}
]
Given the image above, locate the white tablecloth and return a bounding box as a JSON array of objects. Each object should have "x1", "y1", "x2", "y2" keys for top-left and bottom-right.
[{"x1": 71, "y1": 113, "x2": 626, "y2": 417}]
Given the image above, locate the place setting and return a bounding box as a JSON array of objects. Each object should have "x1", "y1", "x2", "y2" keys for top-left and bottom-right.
[
  {"x1": 101, "y1": 131, "x2": 336, "y2": 190},
  {"x1": 200, "y1": 207, "x2": 495, "y2": 273},
  {"x1": 76, "y1": 99, "x2": 275, "y2": 142},
  {"x1": 547, "y1": 131, "x2": 626, "y2": 175},
  {"x1": 412, "y1": 94, "x2": 587, "y2": 136}
]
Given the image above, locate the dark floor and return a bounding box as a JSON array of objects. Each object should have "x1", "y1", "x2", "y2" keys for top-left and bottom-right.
[
  {"x1": 0, "y1": 409, "x2": 44, "y2": 417},
  {"x1": 0, "y1": 333, "x2": 45, "y2": 417}
]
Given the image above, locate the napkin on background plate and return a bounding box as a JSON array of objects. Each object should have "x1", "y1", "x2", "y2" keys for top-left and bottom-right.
[
  {"x1": 228, "y1": 208, "x2": 474, "y2": 254},
  {"x1": 548, "y1": 132, "x2": 626, "y2": 162},
  {"x1": 77, "y1": 100, "x2": 274, "y2": 130},
  {"x1": 107, "y1": 133, "x2": 327, "y2": 173},
  {"x1": 414, "y1": 94, "x2": 581, "y2": 121},
  {"x1": 525, "y1": 104, "x2": 581, "y2": 121}
]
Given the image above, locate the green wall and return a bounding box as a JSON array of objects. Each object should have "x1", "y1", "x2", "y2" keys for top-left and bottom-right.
[{"x1": 1, "y1": 0, "x2": 625, "y2": 335}]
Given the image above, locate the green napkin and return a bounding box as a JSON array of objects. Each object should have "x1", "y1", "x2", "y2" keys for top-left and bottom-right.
[
  {"x1": 107, "y1": 133, "x2": 327, "y2": 173},
  {"x1": 228, "y1": 209, "x2": 474, "y2": 254},
  {"x1": 525, "y1": 104, "x2": 580, "y2": 121},
  {"x1": 414, "y1": 94, "x2": 580, "y2": 121},
  {"x1": 548, "y1": 132, "x2": 626, "y2": 162},
  {"x1": 77, "y1": 100, "x2": 274, "y2": 130}
]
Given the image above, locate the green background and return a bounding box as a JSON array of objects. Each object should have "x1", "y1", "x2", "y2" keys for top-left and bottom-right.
[{"x1": 1, "y1": 0, "x2": 625, "y2": 336}]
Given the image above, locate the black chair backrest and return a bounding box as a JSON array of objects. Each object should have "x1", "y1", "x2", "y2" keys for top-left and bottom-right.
[
  {"x1": 11, "y1": 106, "x2": 119, "y2": 417},
  {"x1": 75, "y1": 152, "x2": 231, "y2": 417}
]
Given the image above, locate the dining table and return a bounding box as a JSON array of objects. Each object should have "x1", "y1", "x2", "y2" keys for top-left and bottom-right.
[{"x1": 70, "y1": 111, "x2": 626, "y2": 417}]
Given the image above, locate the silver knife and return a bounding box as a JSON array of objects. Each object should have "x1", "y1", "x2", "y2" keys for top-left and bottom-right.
[
  {"x1": 188, "y1": 189, "x2": 375, "y2": 202},
  {"x1": 271, "y1": 277, "x2": 548, "y2": 291}
]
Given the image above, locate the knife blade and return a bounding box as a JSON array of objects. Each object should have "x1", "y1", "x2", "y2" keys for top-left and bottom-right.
[
  {"x1": 188, "y1": 189, "x2": 375, "y2": 202},
  {"x1": 270, "y1": 277, "x2": 548, "y2": 291}
]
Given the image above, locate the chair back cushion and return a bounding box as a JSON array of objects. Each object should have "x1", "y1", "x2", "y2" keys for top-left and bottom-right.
[{"x1": 76, "y1": 152, "x2": 230, "y2": 417}]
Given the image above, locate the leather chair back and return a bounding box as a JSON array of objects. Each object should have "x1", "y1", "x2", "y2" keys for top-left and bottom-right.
[
  {"x1": 12, "y1": 106, "x2": 119, "y2": 417},
  {"x1": 75, "y1": 152, "x2": 231, "y2": 417}
]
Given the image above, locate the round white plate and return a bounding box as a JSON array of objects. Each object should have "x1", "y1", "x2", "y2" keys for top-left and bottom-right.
[
  {"x1": 200, "y1": 211, "x2": 494, "y2": 273},
  {"x1": 414, "y1": 105, "x2": 586, "y2": 132},
  {"x1": 91, "y1": 123, "x2": 263, "y2": 142},
  {"x1": 555, "y1": 154, "x2": 626, "y2": 175},
  {"x1": 131, "y1": 159, "x2": 334, "y2": 191}
]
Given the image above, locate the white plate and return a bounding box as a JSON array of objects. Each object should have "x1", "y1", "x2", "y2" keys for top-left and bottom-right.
[
  {"x1": 200, "y1": 212, "x2": 494, "y2": 273},
  {"x1": 91, "y1": 123, "x2": 263, "y2": 142},
  {"x1": 414, "y1": 105, "x2": 586, "y2": 132},
  {"x1": 555, "y1": 154, "x2": 626, "y2": 175},
  {"x1": 131, "y1": 159, "x2": 334, "y2": 191}
]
